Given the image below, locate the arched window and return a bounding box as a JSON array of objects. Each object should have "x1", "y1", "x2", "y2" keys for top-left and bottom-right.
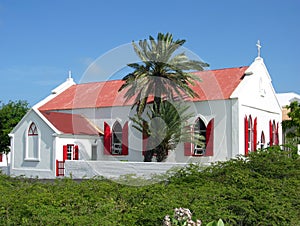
[
  {"x1": 260, "y1": 131, "x2": 265, "y2": 150},
  {"x1": 27, "y1": 122, "x2": 39, "y2": 159},
  {"x1": 28, "y1": 122, "x2": 38, "y2": 136},
  {"x1": 112, "y1": 121, "x2": 122, "y2": 155},
  {"x1": 193, "y1": 118, "x2": 206, "y2": 155},
  {"x1": 184, "y1": 118, "x2": 214, "y2": 157}
]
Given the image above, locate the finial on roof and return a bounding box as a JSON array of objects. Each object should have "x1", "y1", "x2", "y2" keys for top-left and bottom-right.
[
  {"x1": 68, "y1": 70, "x2": 72, "y2": 79},
  {"x1": 256, "y1": 40, "x2": 262, "y2": 58}
]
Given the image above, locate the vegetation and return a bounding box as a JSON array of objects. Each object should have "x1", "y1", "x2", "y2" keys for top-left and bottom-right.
[
  {"x1": 131, "y1": 101, "x2": 204, "y2": 162},
  {"x1": 0, "y1": 100, "x2": 29, "y2": 156},
  {"x1": 282, "y1": 101, "x2": 300, "y2": 146},
  {"x1": 118, "y1": 33, "x2": 209, "y2": 161},
  {"x1": 0, "y1": 146, "x2": 299, "y2": 225}
]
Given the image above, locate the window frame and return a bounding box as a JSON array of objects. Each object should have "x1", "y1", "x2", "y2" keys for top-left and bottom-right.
[{"x1": 25, "y1": 122, "x2": 40, "y2": 161}]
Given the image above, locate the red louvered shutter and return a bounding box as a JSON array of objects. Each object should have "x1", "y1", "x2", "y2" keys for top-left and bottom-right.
[
  {"x1": 63, "y1": 145, "x2": 68, "y2": 161},
  {"x1": 0, "y1": 153, "x2": 3, "y2": 162},
  {"x1": 275, "y1": 122, "x2": 279, "y2": 145},
  {"x1": 184, "y1": 126, "x2": 193, "y2": 156},
  {"x1": 122, "y1": 122, "x2": 129, "y2": 155},
  {"x1": 74, "y1": 145, "x2": 79, "y2": 160},
  {"x1": 269, "y1": 120, "x2": 273, "y2": 146},
  {"x1": 253, "y1": 118, "x2": 257, "y2": 151},
  {"x1": 244, "y1": 116, "x2": 249, "y2": 156},
  {"x1": 205, "y1": 119, "x2": 214, "y2": 156},
  {"x1": 104, "y1": 122, "x2": 112, "y2": 155}
]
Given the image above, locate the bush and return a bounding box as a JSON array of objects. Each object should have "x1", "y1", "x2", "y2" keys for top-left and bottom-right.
[{"x1": 0, "y1": 147, "x2": 299, "y2": 225}]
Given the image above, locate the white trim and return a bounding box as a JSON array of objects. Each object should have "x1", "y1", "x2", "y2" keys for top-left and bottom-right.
[
  {"x1": 11, "y1": 167, "x2": 52, "y2": 172},
  {"x1": 25, "y1": 121, "x2": 40, "y2": 160},
  {"x1": 24, "y1": 158, "x2": 40, "y2": 162}
]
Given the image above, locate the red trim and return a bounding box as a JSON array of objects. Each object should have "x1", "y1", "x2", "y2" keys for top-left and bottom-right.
[
  {"x1": 184, "y1": 126, "x2": 194, "y2": 156},
  {"x1": 269, "y1": 120, "x2": 273, "y2": 146},
  {"x1": 74, "y1": 145, "x2": 79, "y2": 160},
  {"x1": 244, "y1": 116, "x2": 249, "y2": 156},
  {"x1": 104, "y1": 122, "x2": 112, "y2": 155},
  {"x1": 122, "y1": 122, "x2": 129, "y2": 155},
  {"x1": 56, "y1": 160, "x2": 65, "y2": 177},
  {"x1": 253, "y1": 117, "x2": 257, "y2": 152},
  {"x1": 0, "y1": 153, "x2": 3, "y2": 162},
  {"x1": 205, "y1": 119, "x2": 214, "y2": 156},
  {"x1": 63, "y1": 145, "x2": 68, "y2": 161}
]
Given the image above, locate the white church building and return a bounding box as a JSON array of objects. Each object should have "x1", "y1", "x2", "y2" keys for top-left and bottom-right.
[{"x1": 8, "y1": 53, "x2": 282, "y2": 179}]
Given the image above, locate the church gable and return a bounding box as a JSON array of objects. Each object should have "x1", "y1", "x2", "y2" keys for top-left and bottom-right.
[{"x1": 231, "y1": 57, "x2": 281, "y2": 114}]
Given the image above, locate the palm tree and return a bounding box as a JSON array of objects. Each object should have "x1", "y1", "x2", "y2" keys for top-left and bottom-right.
[
  {"x1": 118, "y1": 32, "x2": 209, "y2": 116},
  {"x1": 131, "y1": 101, "x2": 204, "y2": 162},
  {"x1": 118, "y1": 33, "x2": 209, "y2": 161}
]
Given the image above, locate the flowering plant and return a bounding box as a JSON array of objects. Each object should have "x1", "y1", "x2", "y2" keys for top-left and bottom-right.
[{"x1": 163, "y1": 207, "x2": 224, "y2": 226}]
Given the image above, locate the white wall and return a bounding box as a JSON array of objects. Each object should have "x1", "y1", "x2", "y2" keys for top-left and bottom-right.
[
  {"x1": 53, "y1": 99, "x2": 236, "y2": 163},
  {"x1": 54, "y1": 135, "x2": 100, "y2": 161},
  {"x1": 64, "y1": 160, "x2": 188, "y2": 179}
]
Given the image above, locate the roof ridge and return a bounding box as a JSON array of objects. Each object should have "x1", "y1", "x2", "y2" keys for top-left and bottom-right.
[{"x1": 74, "y1": 66, "x2": 249, "y2": 86}]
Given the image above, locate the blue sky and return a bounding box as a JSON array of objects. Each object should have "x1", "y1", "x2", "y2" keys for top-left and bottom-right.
[{"x1": 0, "y1": 0, "x2": 299, "y2": 106}]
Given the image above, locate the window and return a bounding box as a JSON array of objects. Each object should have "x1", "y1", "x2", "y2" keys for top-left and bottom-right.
[
  {"x1": 28, "y1": 122, "x2": 38, "y2": 136},
  {"x1": 104, "y1": 121, "x2": 128, "y2": 156},
  {"x1": 248, "y1": 116, "x2": 253, "y2": 153},
  {"x1": 193, "y1": 118, "x2": 206, "y2": 155},
  {"x1": 112, "y1": 121, "x2": 122, "y2": 155},
  {"x1": 260, "y1": 131, "x2": 265, "y2": 150},
  {"x1": 63, "y1": 144, "x2": 79, "y2": 161},
  {"x1": 26, "y1": 122, "x2": 39, "y2": 160},
  {"x1": 184, "y1": 118, "x2": 214, "y2": 157},
  {"x1": 269, "y1": 120, "x2": 279, "y2": 146}
]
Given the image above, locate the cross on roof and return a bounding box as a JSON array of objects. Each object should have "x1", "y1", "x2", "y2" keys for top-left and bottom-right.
[{"x1": 256, "y1": 40, "x2": 262, "y2": 58}]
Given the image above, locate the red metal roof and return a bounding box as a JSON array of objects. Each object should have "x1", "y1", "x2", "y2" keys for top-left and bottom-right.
[
  {"x1": 41, "y1": 111, "x2": 102, "y2": 135},
  {"x1": 39, "y1": 66, "x2": 248, "y2": 111}
]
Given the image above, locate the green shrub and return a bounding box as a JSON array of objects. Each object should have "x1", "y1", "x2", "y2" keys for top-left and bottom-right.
[{"x1": 0, "y1": 147, "x2": 299, "y2": 225}]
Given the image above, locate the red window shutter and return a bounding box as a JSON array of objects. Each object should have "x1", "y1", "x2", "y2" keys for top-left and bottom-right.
[
  {"x1": 275, "y1": 122, "x2": 279, "y2": 145},
  {"x1": 184, "y1": 126, "x2": 194, "y2": 156},
  {"x1": 122, "y1": 122, "x2": 129, "y2": 155},
  {"x1": 63, "y1": 145, "x2": 68, "y2": 161},
  {"x1": 0, "y1": 153, "x2": 3, "y2": 162},
  {"x1": 269, "y1": 120, "x2": 273, "y2": 146},
  {"x1": 253, "y1": 117, "x2": 257, "y2": 151},
  {"x1": 104, "y1": 122, "x2": 112, "y2": 155},
  {"x1": 205, "y1": 119, "x2": 214, "y2": 156},
  {"x1": 74, "y1": 145, "x2": 79, "y2": 160},
  {"x1": 244, "y1": 116, "x2": 249, "y2": 156}
]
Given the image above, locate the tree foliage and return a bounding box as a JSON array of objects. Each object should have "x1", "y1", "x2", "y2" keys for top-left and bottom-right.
[
  {"x1": 118, "y1": 33, "x2": 209, "y2": 161},
  {"x1": 118, "y1": 32, "x2": 209, "y2": 116},
  {"x1": 282, "y1": 101, "x2": 300, "y2": 146},
  {"x1": 0, "y1": 147, "x2": 299, "y2": 225},
  {"x1": 0, "y1": 100, "x2": 29, "y2": 154},
  {"x1": 131, "y1": 101, "x2": 204, "y2": 162}
]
